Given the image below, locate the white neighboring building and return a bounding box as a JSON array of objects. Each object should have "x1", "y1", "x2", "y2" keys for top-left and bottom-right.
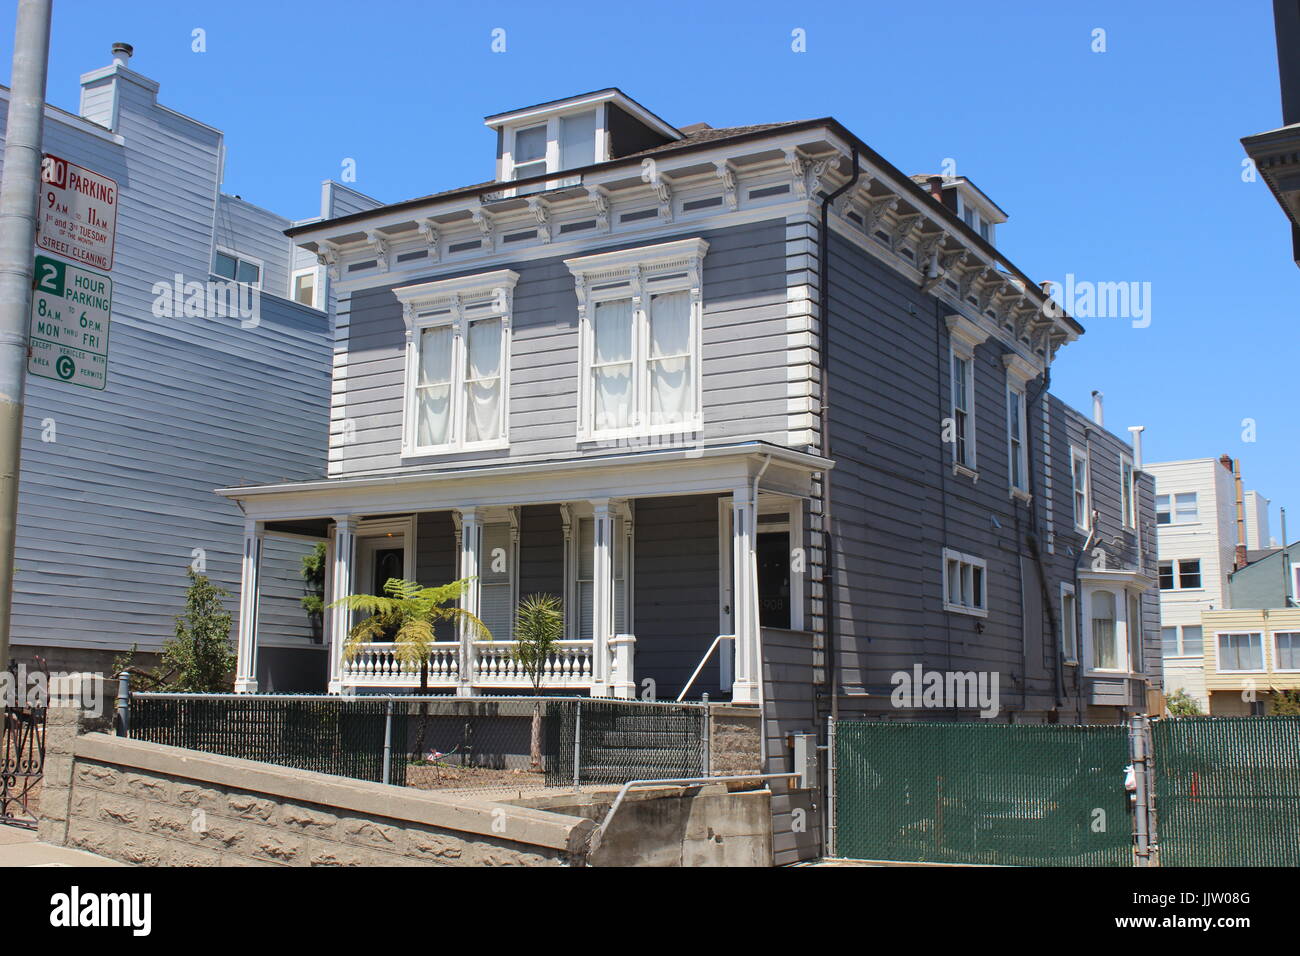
[{"x1": 1147, "y1": 456, "x2": 1270, "y2": 710}]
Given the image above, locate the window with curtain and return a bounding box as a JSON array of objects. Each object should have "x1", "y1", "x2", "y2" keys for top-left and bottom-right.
[
  {"x1": 1217, "y1": 632, "x2": 1263, "y2": 672},
  {"x1": 1275, "y1": 632, "x2": 1300, "y2": 670},
  {"x1": 1091, "y1": 589, "x2": 1118, "y2": 670},
  {"x1": 464, "y1": 317, "x2": 503, "y2": 443},
  {"x1": 575, "y1": 517, "x2": 626, "y2": 638},
  {"x1": 567, "y1": 237, "x2": 707, "y2": 441},
  {"x1": 592, "y1": 299, "x2": 633, "y2": 431},
  {"x1": 397, "y1": 270, "x2": 516, "y2": 457}
]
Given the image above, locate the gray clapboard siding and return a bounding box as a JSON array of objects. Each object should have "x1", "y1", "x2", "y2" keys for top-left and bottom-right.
[
  {"x1": 332, "y1": 219, "x2": 790, "y2": 476},
  {"x1": 214, "y1": 194, "x2": 293, "y2": 294},
  {"x1": 761, "y1": 627, "x2": 821, "y2": 865},
  {"x1": 630, "y1": 495, "x2": 722, "y2": 701},
  {"x1": 1, "y1": 66, "x2": 331, "y2": 659}
]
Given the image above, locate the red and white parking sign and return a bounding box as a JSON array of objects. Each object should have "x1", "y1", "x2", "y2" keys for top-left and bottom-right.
[{"x1": 36, "y1": 153, "x2": 118, "y2": 272}]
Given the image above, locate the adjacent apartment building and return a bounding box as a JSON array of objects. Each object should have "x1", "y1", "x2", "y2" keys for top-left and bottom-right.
[
  {"x1": 0, "y1": 44, "x2": 376, "y2": 684},
  {"x1": 1147, "y1": 455, "x2": 1272, "y2": 710}
]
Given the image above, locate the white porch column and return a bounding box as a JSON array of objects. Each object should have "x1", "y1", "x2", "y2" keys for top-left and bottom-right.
[
  {"x1": 457, "y1": 507, "x2": 482, "y2": 697},
  {"x1": 233, "y1": 520, "x2": 264, "y2": 694},
  {"x1": 731, "y1": 489, "x2": 761, "y2": 704},
  {"x1": 590, "y1": 499, "x2": 616, "y2": 697},
  {"x1": 327, "y1": 516, "x2": 358, "y2": 695}
]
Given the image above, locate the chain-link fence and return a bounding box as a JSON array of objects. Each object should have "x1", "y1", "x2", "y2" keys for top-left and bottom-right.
[
  {"x1": 834, "y1": 721, "x2": 1133, "y2": 866},
  {"x1": 1153, "y1": 715, "x2": 1300, "y2": 867},
  {"x1": 129, "y1": 693, "x2": 708, "y2": 795}
]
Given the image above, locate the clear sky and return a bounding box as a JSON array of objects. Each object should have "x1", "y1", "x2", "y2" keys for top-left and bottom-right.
[{"x1": 8, "y1": 0, "x2": 1298, "y2": 538}]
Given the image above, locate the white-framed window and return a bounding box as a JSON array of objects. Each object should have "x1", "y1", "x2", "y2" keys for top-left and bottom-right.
[
  {"x1": 1216, "y1": 631, "x2": 1264, "y2": 673},
  {"x1": 1161, "y1": 624, "x2": 1204, "y2": 659},
  {"x1": 1128, "y1": 590, "x2": 1144, "y2": 671},
  {"x1": 1007, "y1": 383, "x2": 1027, "y2": 492},
  {"x1": 214, "y1": 247, "x2": 262, "y2": 288},
  {"x1": 1089, "y1": 588, "x2": 1121, "y2": 671},
  {"x1": 478, "y1": 520, "x2": 518, "y2": 641},
  {"x1": 1274, "y1": 632, "x2": 1300, "y2": 671},
  {"x1": 956, "y1": 195, "x2": 996, "y2": 245},
  {"x1": 1060, "y1": 583, "x2": 1078, "y2": 664},
  {"x1": 393, "y1": 269, "x2": 519, "y2": 457},
  {"x1": 501, "y1": 109, "x2": 599, "y2": 194},
  {"x1": 1155, "y1": 492, "x2": 1198, "y2": 525},
  {"x1": 572, "y1": 515, "x2": 629, "y2": 638},
  {"x1": 1120, "y1": 454, "x2": 1136, "y2": 529},
  {"x1": 1071, "y1": 446, "x2": 1090, "y2": 532},
  {"x1": 942, "y1": 548, "x2": 987, "y2": 617},
  {"x1": 565, "y1": 238, "x2": 708, "y2": 442},
  {"x1": 1158, "y1": 558, "x2": 1202, "y2": 591},
  {"x1": 291, "y1": 266, "x2": 321, "y2": 309},
  {"x1": 951, "y1": 350, "x2": 975, "y2": 470}
]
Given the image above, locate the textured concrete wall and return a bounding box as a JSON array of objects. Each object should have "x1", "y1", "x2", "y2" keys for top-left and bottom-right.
[
  {"x1": 709, "y1": 704, "x2": 761, "y2": 774},
  {"x1": 39, "y1": 707, "x2": 593, "y2": 866}
]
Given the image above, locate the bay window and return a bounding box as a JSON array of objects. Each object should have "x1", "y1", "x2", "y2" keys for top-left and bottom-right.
[
  {"x1": 394, "y1": 269, "x2": 518, "y2": 457},
  {"x1": 1061, "y1": 583, "x2": 1078, "y2": 664},
  {"x1": 1091, "y1": 589, "x2": 1119, "y2": 670},
  {"x1": 566, "y1": 238, "x2": 708, "y2": 442}
]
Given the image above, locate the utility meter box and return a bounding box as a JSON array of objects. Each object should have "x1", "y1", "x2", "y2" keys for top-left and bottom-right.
[{"x1": 790, "y1": 733, "x2": 817, "y2": 789}]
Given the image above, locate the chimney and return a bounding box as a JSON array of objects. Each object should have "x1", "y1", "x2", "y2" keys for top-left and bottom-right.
[
  {"x1": 926, "y1": 176, "x2": 944, "y2": 202},
  {"x1": 1233, "y1": 458, "x2": 1247, "y2": 570},
  {"x1": 1127, "y1": 425, "x2": 1145, "y2": 470},
  {"x1": 80, "y1": 42, "x2": 158, "y2": 131},
  {"x1": 1091, "y1": 390, "x2": 1104, "y2": 427}
]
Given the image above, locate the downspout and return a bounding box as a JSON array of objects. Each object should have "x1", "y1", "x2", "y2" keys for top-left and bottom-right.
[
  {"x1": 818, "y1": 148, "x2": 859, "y2": 731},
  {"x1": 1024, "y1": 369, "x2": 1062, "y2": 710}
]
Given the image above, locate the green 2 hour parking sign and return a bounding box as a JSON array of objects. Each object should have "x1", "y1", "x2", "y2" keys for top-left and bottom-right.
[{"x1": 28, "y1": 254, "x2": 112, "y2": 390}]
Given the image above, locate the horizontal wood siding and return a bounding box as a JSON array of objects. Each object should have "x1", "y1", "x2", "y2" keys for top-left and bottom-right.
[
  {"x1": 761, "y1": 628, "x2": 821, "y2": 864},
  {"x1": 333, "y1": 220, "x2": 789, "y2": 475}
]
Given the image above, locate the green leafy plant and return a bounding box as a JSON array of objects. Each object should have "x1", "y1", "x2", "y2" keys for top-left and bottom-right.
[
  {"x1": 513, "y1": 593, "x2": 565, "y2": 770},
  {"x1": 330, "y1": 577, "x2": 490, "y2": 756},
  {"x1": 1164, "y1": 689, "x2": 1204, "y2": 716},
  {"x1": 300, "y1": 542, "x2": 327, "y2": 616},
  {"x1": 160, "y1": 568, "x2": 237, "y2": 692},
  {"x1": 1269, "y1": 689, "x2": 1300, "y2": 715}
]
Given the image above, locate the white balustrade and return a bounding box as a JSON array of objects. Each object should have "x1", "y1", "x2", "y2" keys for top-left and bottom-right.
[
  {"x1": 470, "y1": 640, "x2": 595, "y2": 688},
  {"x1": 341, "y1": 642, "x2": 460, "y2": 687}
]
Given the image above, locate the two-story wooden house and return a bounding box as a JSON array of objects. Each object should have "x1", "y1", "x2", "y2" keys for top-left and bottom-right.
[{"x1": 219, "y1": 90, "x2": 1158, "y2": 738}]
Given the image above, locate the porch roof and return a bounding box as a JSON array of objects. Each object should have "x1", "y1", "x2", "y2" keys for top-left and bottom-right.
[{"x1": 217, "y1": 440, "x2": 831, "y2": 522}]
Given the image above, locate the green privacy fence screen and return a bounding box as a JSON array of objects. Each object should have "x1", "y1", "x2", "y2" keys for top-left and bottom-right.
[
  {"x1": 1153, "y1": 715, "x2": 1300, "y2": 867},
  {"x1": 835, "y1": 721, "x2": 1133, "y2": 866}
]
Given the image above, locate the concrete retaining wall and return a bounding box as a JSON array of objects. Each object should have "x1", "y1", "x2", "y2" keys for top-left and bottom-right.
[{"x1": 39, "y1": 707, "x2": 593, "y2": 866}]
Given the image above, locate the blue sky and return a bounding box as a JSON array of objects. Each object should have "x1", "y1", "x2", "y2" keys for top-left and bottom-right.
[{"x1": 11, "y1": 0, "x2": 1299, "y2": 536}]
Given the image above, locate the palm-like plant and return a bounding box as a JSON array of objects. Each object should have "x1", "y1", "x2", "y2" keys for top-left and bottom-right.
[
  {"x1": 329, "y1": 577, "x2": 490, "y2": 692},
  {"x1": 514, "y1": 593, "x2": 565, "y2": 770}
]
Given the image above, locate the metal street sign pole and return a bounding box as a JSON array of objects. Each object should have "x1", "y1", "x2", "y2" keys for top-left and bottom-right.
[{"x1": 0, "y1": 0, "x2": 53, "y2": 672}]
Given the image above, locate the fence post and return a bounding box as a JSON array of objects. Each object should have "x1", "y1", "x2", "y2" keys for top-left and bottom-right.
[
  {"x1": 572, "y1": 698, "x2": 582, "y2": 792},
  {"x1": 826, "y1": 714, "x2": 837, "y2": 859},
  {"x1": 382, "y1": 699, "x2": 393, "y2": 786},
  {"x1": 114, "y1": 671, "x2": 130, "y2": 738},
  {"x1": 1129, "y1": 715, "x2": 1156, "y2": 866},
  {"x1": 702, "y1": 695, "x2": 711, "y2": 775}
]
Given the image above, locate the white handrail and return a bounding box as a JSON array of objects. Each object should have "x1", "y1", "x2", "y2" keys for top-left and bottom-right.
[{"x1": 676, "y1": 634, "x2": 734, "y2": 702}]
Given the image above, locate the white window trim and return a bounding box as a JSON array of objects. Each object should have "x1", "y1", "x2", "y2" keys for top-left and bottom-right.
[
  {"x1": 214, "y1": 246, "x2": 264, "y2": 290},
  {"x1": 1119, "y1": 453, "x2": 1136, "y2": 530},
  {"x1": 1273, "y1": 631, "x2": 1300, "y2": 673},
  {"x1": 1156, "y1": 491, "x2": 1200, "y2": 526},
  {"x1": 564, "y1": 501, "x2": 634, "y2": 639},
  {"x1": 353, "y1": 515, "x2": 418, "y2": 594},
  {"x1": 1214, "y1": 631, "x2": 1266, "y2": 674},
  {"x1": 1162, "y1": 624, "x2": 1204, "y2": 660},
  {"x1": 394, "y1": 269, "x2": 519, "y2": 459},
  {"x1": 1081, "y1": 585, "x2": 1129, "y2": 675},
  {"x1": 500, "y1": 109, "x2": 602, "y2": 196},
  {"x1": 945, "y1": 315, "x2": 987, "y2": 476},
  {"x1": 290, "y1": 265, "x2": 323, "y2": 310},
  {"x1": 1006, "y1": 382, "x2": 1028, "y2": 496},
  {"x1": 1060, "y1": 582, "x2": 1078, "y2": 665},
  {"x1": 565, "y1": 238, "x2": 708, "y2": 443},
  {"x1": 941, "y1": 547, "x2": 987, "y2": 618},
  {"x1": 1070, "y1": 445, "x2": 1090, "y2": 533}
]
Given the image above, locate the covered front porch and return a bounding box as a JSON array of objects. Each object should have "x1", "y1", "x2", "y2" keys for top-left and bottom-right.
[{"x1": 218, "y1": 442, "x2": 828, "y2": 703}]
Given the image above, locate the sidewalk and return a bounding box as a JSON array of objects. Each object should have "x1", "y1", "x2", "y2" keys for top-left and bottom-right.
[{"x1": 0, "y1": 824, "x2": 126, "y2": 866}]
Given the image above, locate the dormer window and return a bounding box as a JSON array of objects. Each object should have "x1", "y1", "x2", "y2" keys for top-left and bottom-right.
[
  {"x1": 503, "y1": 110, "x2": 598, "y2": 193},
  {"x1": 511, "y1": 124, "x2": 549, "y2": 182}
]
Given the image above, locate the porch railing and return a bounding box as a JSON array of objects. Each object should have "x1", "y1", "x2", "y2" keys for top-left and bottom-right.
[{"x1": 340, "y1": 640, "x2": 596, "y2": 689}]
